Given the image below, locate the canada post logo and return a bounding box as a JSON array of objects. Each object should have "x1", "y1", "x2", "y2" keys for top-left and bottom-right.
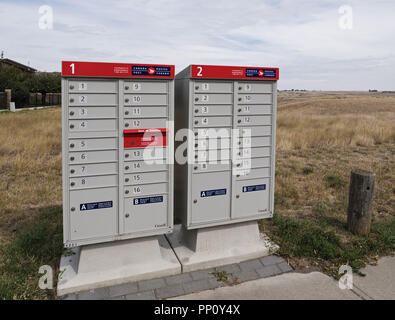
[
  {"x1": 132, "y1": 66, "x2": 171, "y2": 76},
  {"x1": 246, "y1": 68, "x2": 277, "y2": 78}
]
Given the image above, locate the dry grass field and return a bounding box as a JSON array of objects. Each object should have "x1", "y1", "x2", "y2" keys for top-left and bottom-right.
[{"x1": 0, "y1": 92, "x2": 394, "y2": 299}]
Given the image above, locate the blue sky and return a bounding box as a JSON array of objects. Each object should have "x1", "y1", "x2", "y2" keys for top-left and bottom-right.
[{"x1": 0, "y1": 0, "x2": 394, "y2": 90}]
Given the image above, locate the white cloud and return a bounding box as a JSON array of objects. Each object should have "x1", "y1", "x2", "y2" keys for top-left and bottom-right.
[{"x1": 0, "y1": 0, "x2": 394, "y2": 90}]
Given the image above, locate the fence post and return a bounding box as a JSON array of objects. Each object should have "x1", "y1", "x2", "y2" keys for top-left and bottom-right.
[
  {"x1": 5, "y1": 89, "x2": 11, "y2": 110},
  {"x1": 347, "y1": 169, "x2": 375, "y2": 235}
]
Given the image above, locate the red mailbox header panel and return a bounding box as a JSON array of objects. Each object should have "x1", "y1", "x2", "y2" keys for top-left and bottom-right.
[
  {"x1": 62, "y1": 61, "x2": 175, "y2": 78},
  {"x1": 190, "y1": 65, "x2": 279, "y2": 80}
]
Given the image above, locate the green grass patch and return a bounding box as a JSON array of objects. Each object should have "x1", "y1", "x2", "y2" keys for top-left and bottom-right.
[
  {"x1": 0, "y1": 206, "x2": 64, "y2": 300},
  {"x1": 324, "y1": 174, "x2": 346, "y2": 189},
  {"x1": 302, "y1": 167, "x2": 314, "y2": 175},
  {"x1": 264, "y1": 212, "x2": 395, "y2": 277}
]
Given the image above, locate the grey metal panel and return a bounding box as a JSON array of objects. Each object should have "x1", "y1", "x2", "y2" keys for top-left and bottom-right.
[
  {"x1": 234, "y1": 167, "x2": 271, "y2": 180},
  {"x1": 237, "y1": 136, "x2": 271, "y2": 148},
  {"x1": 69, "y1": 119, "x2": 117, "y2": 132},
  {"x1": 124, "y1": 94, "x2": 167, "y2": 106},
  {"x1": 124, "y1": 182, "x2": 168, "y2": 197},
  {"x1": 68, "y1": 106, "x2": 117, "y2": 119},
  {"x1": 69, "y1": 162, "x2": 118, "y2": 177},
  {"x1": 192, "y1": 162, "x2": 231, "y2": 173},
  {"x1": 234, "y1": 157, "x2": 271, "y2": 169},
  {"x1": 236, "y1": 104, "x2": 272, "y2": 115},
  {"x1": 235, "y1": 146, "x2": 271, "y2": 159},
  {"x1": 124, "y1": 171, "x2": 168, "y2": 185},
  {"x1": 124, "y1": 161, "x2": 167, "y2": 173},
  {"x1": 232, "y1": 178, "x2": 271, "y2": 219},
  {"x1": 123, "y1": 195, "x2": 168, "y2": 234},
  {"x1": 194, "y1": 138, "x2": 231, "y2": 150},
  {"x1": 193, "y1": 116, "x2": 232, "y2": 128},
  {"x1": 193, "y1": 104, "x2": 232, "y2": 116},
  {"x1": 194, "y1": 127, "x2": 231, "y2": 140},
  {"x1": 236, "y1": 115, "x2": 272, "y2": 126},
  {"x1": 240, "y1": 126, "x2": 272, "y2": 137},
  {"x1": 69, "y1": 150, "x2": 118, "y2": 164},
  {"x1": 237, "y1": 93, "x2": 272, "y2": 104},
  {"x1": 124, "y1": 118, "x2": 167, "y2": 129},
  {"x1": 69, "y1": 174, "x2": 118, "y2": 190},
  {"x1": 69, "y1": 187, "x2": 117, "y2": 240},
  {"x1": 124, "y1": 106, "x2": 167, "y2": 118},
  {"x1": 194, "y1": 93, "x2": 232, "y2": 105},
  {"x1": 68, "y1": 80, "x2": 117, "y2": 93},
  {"x1": 191, "y1": 171, "x2": 231, "y2": 224},
  {"x1": 68, "y1": 137, "x2": 118, "y2": 151},
  {"x1": 124, "y1": 81, "x2": 167, "y2": 93},
  {"x1": 124, "y1": 147, "x2": 167, "y2": 161},
  {"x1": 195, "y1": 149, "x2": 231, "y2": 162},
  {"x1": 194, "y1": 81, "x2": 233, "y2": 93},
  {"x1": 236, "y1": 82, "x2": 272, "y2": 93},
  {"x1": 69, "y1": 93, "x2": 117, "y2": 106}
]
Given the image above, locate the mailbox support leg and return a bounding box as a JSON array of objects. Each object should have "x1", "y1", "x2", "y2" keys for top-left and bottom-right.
[
  {"x1": 57, "y1": 235, "x2": 181, "y2": 296},
  {"x1": 166, "y1": 221, "x2": 273, "y2": 273}
]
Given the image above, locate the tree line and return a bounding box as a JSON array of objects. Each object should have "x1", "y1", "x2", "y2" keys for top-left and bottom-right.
[{"x1": 0, "y1": 64, "x2": 60, "y2": 106}]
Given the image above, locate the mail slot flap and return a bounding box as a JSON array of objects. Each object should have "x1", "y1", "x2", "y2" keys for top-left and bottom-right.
[
  {"x1": 124, "y1": 147, "x2": 167, "y2": 161},
  {"x1": 193, "y1": 105, "x2": 232, "y2": 116},
  {"x1": 124, "y1": 161, "x2": 167, "y2": 173},
  {"x1": 124, "y1": 81, "x2": 167, "y2": 93},
  {"x1": 240, "y1": 126, "x2": 272, "y2": 137},
  {"x1": 124, "y1": 106, "x2": 168, "y2": 118},
  {"x1": 192, "y1": 162, "x2": 231, "y2": 174},
  {"x1": 70, "y1": 174, "x2": 118, "y2": 190},
  {"x1": 234, "y1": 167, "x2": 271, "y2": 180},
  {"x1": 124, "y1": 118, "x2": 168, "y2": 130},
  {"x1": 124, "y1": 128, "x2": 167, "y2": 148},
  {"x1": 194, "y1": 93, "x2": 232, "y2": 105},
  {"x1": 68, "y1": 106, "x2": 117, "y2": 119},
  {"x1": 124, "y1": 182, "x2": 168, "y2": 198},
  {"x1": 236, "y1": 115, "x2": 272, "y2": 126},
  {"x1": 69, "y1": 150, "x2": 118, "y2": 164},
  {"x1": 193, "y1": 116, "x2": 232, "y2": 128},
  {"x1": 236, "y1": 105, "x2": 272, "y2": 115},
  {"x1": 194, "y1": 82, "x2": 233, "y2": 93},
  {"x1": 124, "y1": 94, "x2": 167, "y2": 106},
  {"x1": 237, "y1": 82, "x2": 273, "y2": 93},
  {"x1": 68, "y1": 137, "x2": 118, "y2": 151},
  {"x1": 193, "y1": 128, "x2": 231, "y2": 140},
  {"x1": 234, "y1": 157, "x2": 271, "y2": 169},
  {"x1": 237, "y1": 94, "x2": 272, "y2": 105},
  {"x1": 69, "y1": 93, "x2": 117, "y2": 106},
  {"x1": 68, "y1": 81, "x2": 117, "y2": 93},
  {"x1": 237, "y1": 136, "x2": 271, "y2": 148},
  {"x1": 124, "y1": 171, "x2": 168, "y2": 185},
  {"x1": 69, "y1": 119, "x2": 117, "y2": 132},
  {"x1": 235, "y1": 147, "x2": 271, "y2": 159},
  {"x1": 194, "y1": 138, "x2": 231, "y2": 150},
  {"x1": 69, "y1": 162, "x2": 118, "y2": 177}
]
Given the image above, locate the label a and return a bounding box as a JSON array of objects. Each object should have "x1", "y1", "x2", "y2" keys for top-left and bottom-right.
[
  {"x1": 80, "y1": 201, "x2": 113, "y2": 211},
  {"x1": 242, "y1": 184, "x2": 266, "y2": 192},
  {"x1": 200, "y1": 189, "x2": 227, "y2": 197}
]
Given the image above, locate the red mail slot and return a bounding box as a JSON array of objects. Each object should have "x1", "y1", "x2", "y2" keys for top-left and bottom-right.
[{"x1": 124, "y1": 128, "x2": 167, "y2": 148}]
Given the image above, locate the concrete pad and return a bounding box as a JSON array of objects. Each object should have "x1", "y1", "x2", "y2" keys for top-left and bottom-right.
[
  {"x1": 57, "y1": 235, "x2": 181, "y2": 296},
  {"x1": 353, "y1": 256, "x2": 395, "y2": 300},
  {"x1": 166, "y1": 222, "x2": 272, "y2": 273},
  {"x1": 171, "y1": 272, "x2": 361, "y2": 300}
]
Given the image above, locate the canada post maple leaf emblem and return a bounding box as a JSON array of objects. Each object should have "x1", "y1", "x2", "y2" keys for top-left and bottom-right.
[{"x1": 148, "y1": 67, "x2": 156, "y2": 75}]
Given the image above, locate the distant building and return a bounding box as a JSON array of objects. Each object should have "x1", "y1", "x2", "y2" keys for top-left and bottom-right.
[{"x1": 0, "y1": 58, "x2": 37, "y2": 73}]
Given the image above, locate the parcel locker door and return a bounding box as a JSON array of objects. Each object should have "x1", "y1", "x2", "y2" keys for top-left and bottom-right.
[
  {"x1": 190, "y1": 171, "x2": 231, "y2": 225},
  {"x1": 123, "y1": 195, "x2": 168, "y2": 234},
  {"x1": 69, "y1": 187, "x2": 117, "y2": 240},
  {"x1": 232, "y1": 178, "x2": 271, "y2": 219}
]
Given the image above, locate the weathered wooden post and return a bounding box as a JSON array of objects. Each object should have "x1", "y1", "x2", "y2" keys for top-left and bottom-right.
[
  {"x1": 347, "y1": 169, "x2": 375, "y2": 235},
  {"x1": 5, "y1": 89, "x2": 11, "y2": 110}
]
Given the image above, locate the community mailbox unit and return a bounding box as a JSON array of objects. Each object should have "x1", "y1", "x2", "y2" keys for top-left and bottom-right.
[
  {"x1": 61, "y1": 61, "x2": 174, "y2": 247},
  {"x1": 174, "y1": 65, "x2": 278, "y2": 229}
]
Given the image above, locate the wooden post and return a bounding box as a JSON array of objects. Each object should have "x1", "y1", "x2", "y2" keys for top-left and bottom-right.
[
  {"x1": 347, "y1": 169, "x2": 375, "y2": 235},
  {"x1": 5, "y1": 89, "x2": 11, "y2": 110}
]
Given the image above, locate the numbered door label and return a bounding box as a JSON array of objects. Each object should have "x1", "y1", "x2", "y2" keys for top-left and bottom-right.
[
  {"x1": 132, "y1": 83, "x2": 141, "y2": 91},
  {"x1": 79, "y1": 95, "x2": 88, "y2": 104},
  {"x1": 79, "y1": 82, "x2": 88, "y2": 91}
]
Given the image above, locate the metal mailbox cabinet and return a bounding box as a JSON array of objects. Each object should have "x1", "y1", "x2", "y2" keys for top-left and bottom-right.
[
  {"x1": 175, "y1": 64, "x2": 278, "y2": 229},
  {"x1": 62, "y1": 61, "x2": 174, "y2": 247}
]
